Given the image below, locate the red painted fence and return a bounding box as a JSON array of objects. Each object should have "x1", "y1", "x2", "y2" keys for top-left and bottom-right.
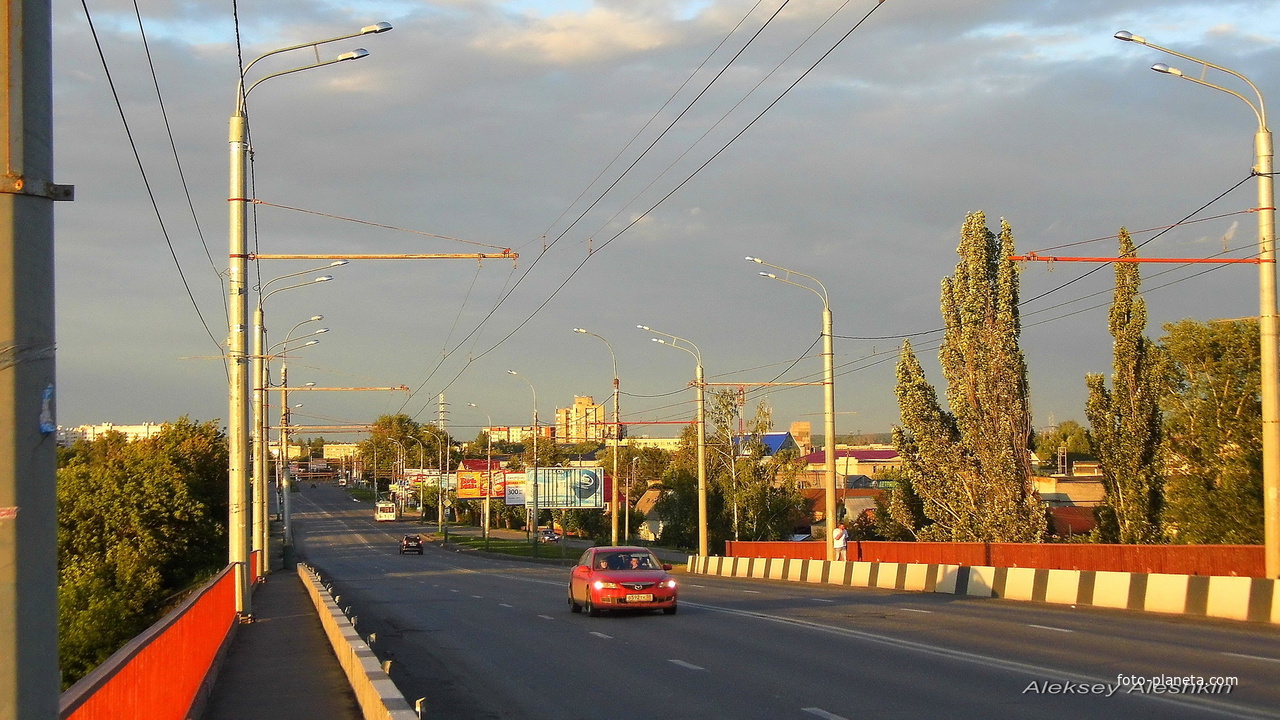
[
  {"x1": 723, "y1": 541, "x2": 1266, "y2": 577},
  {"x1": 59, "y1": 564, "x2": 239, "y2": 720}
]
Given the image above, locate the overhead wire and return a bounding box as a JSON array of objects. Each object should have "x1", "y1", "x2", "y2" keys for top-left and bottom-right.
[{"x1": 79, "y1": 0, "x2": 226, "y2": 361}]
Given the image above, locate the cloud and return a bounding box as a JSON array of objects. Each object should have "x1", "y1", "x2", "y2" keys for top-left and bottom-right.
[{"x1": 472, "y1": 6, "x2": 676, "y2": 63}]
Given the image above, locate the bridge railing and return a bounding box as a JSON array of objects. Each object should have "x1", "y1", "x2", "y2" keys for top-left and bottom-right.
[
  {"x1": 723, "y1": 541, "x2": 1265, "y2": 577},
  {"x1": 58, "y1": 552, "x2": 257, "y2": 720}
]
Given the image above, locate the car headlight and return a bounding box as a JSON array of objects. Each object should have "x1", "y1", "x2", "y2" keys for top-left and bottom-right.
[
  {"x1": 593, "y1": 580, "x2": 618, "y2": 590},
  {"x1": 663, "y1": 580, "x2": 677, "y2": 589}
]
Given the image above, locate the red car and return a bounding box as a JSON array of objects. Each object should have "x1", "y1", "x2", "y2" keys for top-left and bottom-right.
[{"x1": 567, "y1": 546, "x2": 678, "y2": 616}]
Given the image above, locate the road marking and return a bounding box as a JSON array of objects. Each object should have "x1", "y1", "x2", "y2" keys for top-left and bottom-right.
[
  {"x1": 538, "y1": 615, "x2": 555, "y2": 620},
  {"x1": 499, "y1": 603, "x2": 514, "y2": 608},
  {"x1": 899, "y1": 608, "x2": 932, "y2": 614},
  {"x1": 449, "y1": 589, "x2": 459, "y2": 593},
  {"x1": 472, "y1": 595, "x2": 484, "y2": 599},
  {"x1": 1027, "y1": 624, "x2": 1073, "y2": 633},
  {"x1": 589, "y1": 632, "x2": 612, "y2": 639},
  {"x1": 1224, "y1": 652, "x2": 1280, "y2": 663},
  {"x1": 680, "y1": 600, "x2": 1264, "y2": 719},
  {"x1": 668, "y1": 659, "x2": 704, "y2": 671},
  {"x1": 743, "y1": 590, "x2": 761, "y2": 594},
  {"x1": 812, "y1": 598, "x2": 834, "y2": 603},
  {"x1": 802, "y1": 709, "x2": 848, "y2": 720},
  {"x1": 687, "y1": 584, "x2": 707, "y2": 588}
]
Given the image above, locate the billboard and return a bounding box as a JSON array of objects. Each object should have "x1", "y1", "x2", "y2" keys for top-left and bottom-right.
[
  {"x1": 505, "y1": 472, "x2": 527, "y2": 505},
  {"x1": 533, "y1": 468, "x2": 605, "y2": 509},
  {"x1": 456, "y1": 470, "x2": 505, "y2": 499}
]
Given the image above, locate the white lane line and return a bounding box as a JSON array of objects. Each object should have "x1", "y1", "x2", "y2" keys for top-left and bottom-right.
[
  {"x1": 687, "y1": 584, "x2": 708, "y2": 588},
  {"x1": 899, "y1": 608, "x2": 932, "y2": 614},
  {"x1": 499, "y1": 603, "x2": 514, "y2": 608},
  {"x1": 802, "y1": 709, "x2": 849, "y2": 720},
  {"x1": 589, "y1": 632, "x2": 613, "y2": 639},
  {"x1": 742, "y1": 590, "x2": 761, "y2": 594},
  {"x1": 812, "y1": 598, "x2": 834, "y2": 603},
  {"x1": 538, "y1": 615, "x2": 555, "y2": 620},
  {"x1": 449, "y1": 589, "x2": 459, "y2": 593},
  {"x1": 668, "y1": 659, "x2": 705, "y2": 671},
  {"x1": 472, "y1": 595, "x2": 484, "y2": 599},
  {"x1": 1027, "y1": 624, "x2": 1073, "y2": 633},
  {"x1": 1223, "y1": 652, "x2": 1280, "y2": 663}
]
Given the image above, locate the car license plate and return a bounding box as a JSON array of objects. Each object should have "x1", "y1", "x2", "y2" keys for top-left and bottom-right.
[{"x1": 625, "y1": 593, "x2": 654, "y2": 603}]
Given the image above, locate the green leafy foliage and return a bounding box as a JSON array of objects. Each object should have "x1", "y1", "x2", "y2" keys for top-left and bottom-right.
[
  {"x1": 1160, "y1": 318, "x2": 1263, "y2": 544},
  {"x1": 57, "y1": 418, "x2": 227, "y2": 688},
  {"x1": 892, "y1": 212, "x2": 1045, "y2": 542},
  {"x1": 1085, "y1": 229, "x2": 1164, "y2": 543}
]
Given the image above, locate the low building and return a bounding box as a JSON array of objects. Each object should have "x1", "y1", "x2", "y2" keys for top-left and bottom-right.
[
  {"x1": 59, "y1": 422, "x2": 166, "y2": 444},
  {"x1": 626, "y1": 436, "x2": 683, "y2": 453}
]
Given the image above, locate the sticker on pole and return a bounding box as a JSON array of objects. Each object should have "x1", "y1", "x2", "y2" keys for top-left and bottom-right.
[{"x1": 0, "y1": 507, "x2": 17, "y2": 521}]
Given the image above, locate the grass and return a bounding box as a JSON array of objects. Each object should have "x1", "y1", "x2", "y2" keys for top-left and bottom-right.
[{"x1": 443, "y1": 534, "x2": 579, "y2": 563}]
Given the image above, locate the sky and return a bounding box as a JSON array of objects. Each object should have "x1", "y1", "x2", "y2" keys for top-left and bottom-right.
[{"x1": 51, "y1": 0, "x2": 1280, "y2": 442}]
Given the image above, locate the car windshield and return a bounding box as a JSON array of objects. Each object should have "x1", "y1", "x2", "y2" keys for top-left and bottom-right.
[{"x1": 594, "y1": 551, "x2": 661, "y2": 570}]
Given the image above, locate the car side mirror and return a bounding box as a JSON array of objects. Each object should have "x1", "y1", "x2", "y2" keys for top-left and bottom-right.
[{"x1": 662, "y1": 564, "x2": 672, "y2": 571}]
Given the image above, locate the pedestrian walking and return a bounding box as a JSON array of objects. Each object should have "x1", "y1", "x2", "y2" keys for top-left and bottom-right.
[{"x1": 833, "y1": 521, "x2": 848, "y2": 561}]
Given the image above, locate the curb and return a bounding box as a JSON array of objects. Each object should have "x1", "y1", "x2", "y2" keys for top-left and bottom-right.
[
  {"x1": 296, "y1": 564, "x2": 419, "y2": 720},
  {"x1": 688, "y1": 555, "x2": 1280, "y2": 624}
]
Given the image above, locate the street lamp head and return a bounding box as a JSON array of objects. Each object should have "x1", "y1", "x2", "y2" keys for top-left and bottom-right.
[
  {"x1": 302, "y1": 340, "x2": 319, "y2": 347},
  {"x1": 760, "y1": 272, "x2": 777, "y2": 279},
  {"x1": 314, "y1": 275, "x2": 334, "y2": 283},
  {"x1": 1113, "y1": 30, "x2": 1146, "y2": 44},
  {"x1": 507, "y1": 369, "x2": 519, "y2": 376},
  {"x1": 329, "y1": 260, "x2": 350, "y2": 267},
  {"x1": 745, "y1": 256, "x2": 763, "y2": 263},
  {"x1": 336, "y1": 48, "x2": 369, "y2": 62},
  {"x1": 315, "y1": 328, "x2": 330, "y2": 334},
  {"x1": 653, "y1": 338, "x2": 665, "y2": 345},
  {"x1": 573, "y1": 328, "x2": 587, "y2": 334},
  {"x1": 304, "y1": 382, "x2": 317, "y2": 387},
  {"x1": 637, "y1": 324, "x2": 651, "y2": 331},
  {"x1": 1151, "y1": 62, "x2": 1182, "y2": 77},
  {"x1": 310, "y1": 315, "x2": 324, "y2": 322},
  {"x1": 361, "y1": 22, "x2": 393, "y2": 34}
]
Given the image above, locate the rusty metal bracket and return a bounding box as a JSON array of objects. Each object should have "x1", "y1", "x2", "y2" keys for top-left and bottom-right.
[{"x1": 0, "y1": 174, "x2": 74, "y2": 201}]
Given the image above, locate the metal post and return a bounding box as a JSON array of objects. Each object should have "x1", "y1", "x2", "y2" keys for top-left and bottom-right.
[
  {"x1": 280, "y1": 364, "x2": 294, "y2": 568},
  {"x1": 251, "y1": 307, "x2": 266, "y2": 578},
  {"x1": 1, "y1": 1, "x2": 64, "y2": 715},
  {"x1": 822, "y1": 305, "x2": 837, "y2": 561},
  {"x1": 1257, "y1": 128, "x2": 1280, "y2": 578},
  {"x1": 695, "y1": 364, "x2": 707, "y2": 558},
  {"x1": 228, "y1": 107, "x2": 251, "y2": 615}
]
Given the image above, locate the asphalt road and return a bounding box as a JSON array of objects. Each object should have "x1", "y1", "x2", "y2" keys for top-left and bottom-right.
[{"x1": 291, "y1": 484, "x2": 1280, "y2": 720}]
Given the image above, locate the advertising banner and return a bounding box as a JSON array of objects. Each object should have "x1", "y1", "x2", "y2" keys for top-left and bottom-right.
[
  {"x1": 505, "y1": 472, "x2": 526, "y2": 505},
  {"x1": 535, "y1": 468, "x2": 605, "y2": 509},
  {"x1": 457, "y1": 470, "x2": 505, "y2": 499}
]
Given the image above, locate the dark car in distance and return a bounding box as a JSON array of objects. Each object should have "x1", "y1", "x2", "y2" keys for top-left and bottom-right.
[
  {"x1": 568, "y1": 546, "x2": 677, "y2": 616},
  {"x1": 399, "y1": 534, "x2": 423, "y2": 555}
]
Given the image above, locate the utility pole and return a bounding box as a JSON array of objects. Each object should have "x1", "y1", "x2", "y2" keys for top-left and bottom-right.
[{"x1": 2, "y1": 2, "x2": 72, "y2": 718}]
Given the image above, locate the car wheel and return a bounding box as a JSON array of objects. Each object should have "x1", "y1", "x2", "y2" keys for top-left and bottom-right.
[
  {"x1": 662, "y1": 604, "x2": 677, "y2": 615},
  {"x1": 568, "y1": 590, "x2": 582, "y2": 613},
  {"x1": 586, "y1": 596, "x2": 600, "y2": 617}
]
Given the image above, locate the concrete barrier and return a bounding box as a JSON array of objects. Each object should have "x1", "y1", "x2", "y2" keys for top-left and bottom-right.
[
  {"x1": 296, "y1": 565, "x2": 418, "y2": 720},
  {"x1": 688, "y1": 556, "x2": 1280, "y2": 625}
]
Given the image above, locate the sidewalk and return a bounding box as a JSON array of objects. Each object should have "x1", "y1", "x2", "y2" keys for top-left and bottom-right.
[{"x1": 202, "y1": 567, "x2": 361, "y2": 720}]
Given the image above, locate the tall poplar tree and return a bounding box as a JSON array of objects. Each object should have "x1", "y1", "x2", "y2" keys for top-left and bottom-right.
[
  {"x1": 892, "y1": 212, "x2": 1045, "y2": 542},
  {"x1": 1085, "y1": 229, "x2": 1164, "y2": 543}
]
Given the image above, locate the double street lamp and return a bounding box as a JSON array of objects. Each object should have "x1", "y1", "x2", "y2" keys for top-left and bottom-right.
[
  {"x1": 469, "y1": 403, "x2": 495, "y2": 549},
  {"x1": 747, "y1": 257, "x2": 838, "y2": 561},
  {"x1": 639, "y1": 325, "x2": 707, "y2": 558},
  {"x1": 573, "y1": 328, "x2": 622, "y2": 545},
  {"x1": 1115, "y1": 31, "x2": 1278, "y2": 579},
  {"x1": 227, "y1": 21, "x2": 391, "y2": 615}
]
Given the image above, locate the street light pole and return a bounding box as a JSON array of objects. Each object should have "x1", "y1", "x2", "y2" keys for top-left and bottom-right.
[
  {"x1": 747, "y1": 257, "x2": 837, "y2": 561},
  {"x1": 573, "y1": 328, "x2": 622, "y2": 545},
  {"x1": 639, "y1": 326, "x2": 707, "y2": 558},
  {"x1": 227, "y1": 22, "x2": 389, "y2": 616},
  {"x1": 509, "y1": 371, "x2": 539, "y2": 554},
  {"x1": 469, "y1": 403, "x2": 494, "y2": 550},
  {"x1": 1115, "y1": 30, "x2": 1279, "y2": 578}
]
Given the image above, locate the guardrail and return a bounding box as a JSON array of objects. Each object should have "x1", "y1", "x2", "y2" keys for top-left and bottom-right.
[
  {"x1": 724, "y1": 541, "x2": 1265, "y2": 577},
  {"x1": 59, "y1": 564, "x2": 241, "y2": 720}
]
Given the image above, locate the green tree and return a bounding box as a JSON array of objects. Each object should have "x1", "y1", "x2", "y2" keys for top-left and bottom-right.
[
  {"x1": 877, "y1": 468, "x2": 928, "y2": 541},
  {"x1": 1033, "y1": 420, "x2": 1091, "y2": 466},
  {"x1": 1160, "y1": 318, "x2": 1263, "y2": 544},
  {"x1": 892, "y1": 212, "x2": 1045, "y2": 542},
  {"x1": 1085, "y1": 229, "x2": 1164, "y2": 543},
  {"x1": 57, "y1": 418, "x2": 227, "y2": 688}
]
